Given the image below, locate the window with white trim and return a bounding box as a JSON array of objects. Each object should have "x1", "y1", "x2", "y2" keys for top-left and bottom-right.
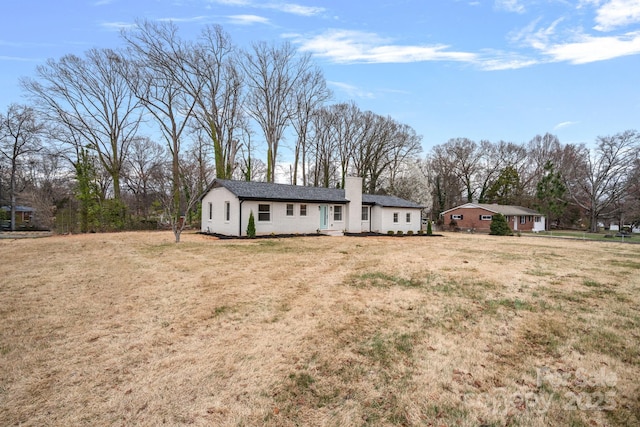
[
  {"x1": 361, "y1": 206, "x2": 369, "y2": 221},
  {"x1": 406, "y1": 213, "x2": 411, "y2": 223},
  {"x1": 520, "y1": 216, "x2": 526, "y2": 224},
  {"x1": 451, "y1": 214, "x2": 463, "y2": 220},
  {"x1": 300, "y1": 204, "x2": 307, "y2": 216},
  {"x1": 393, "y1": 212, "x2": 399, "y2": 223},
  {"x1": 480, "y1": 215, "x2": 492, "y2": 221},
  {"x1": 334, "y1": 205, "x2": 343, "y2": 221},
  {"x1": 258, "y1": 204, "x2": 270, "y2": 222},
  {"x1": 286, "y1": 203, "x2": 294, "y2": 216},
  {"x1": 225, "y1": 201, "x2": 230, "y2": 222}
]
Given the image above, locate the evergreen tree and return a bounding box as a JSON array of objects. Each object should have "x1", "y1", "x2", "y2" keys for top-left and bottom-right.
[
  {"x1": 246, "y1": 210, "x2": 256, "y2": 238},
  {"x1": 486, "y1": 166, "x2": 521, "y2": 205},
  {"x1": 535, "y1": 161, "x2": 567, "y2": 230},
  {"x1": 489, "y1": 213, "x2": 512, "y2": 236},
  {"x1": 426, "y1": 219, "x2": 433, "y2": 235},
  {"x1": 75, "y1": 147, "x2": 100, "y2": 233}
]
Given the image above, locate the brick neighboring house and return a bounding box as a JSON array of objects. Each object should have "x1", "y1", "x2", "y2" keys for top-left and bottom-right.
[{"x1": 441, "y1": 203, "x2": 545, "y2": 233}]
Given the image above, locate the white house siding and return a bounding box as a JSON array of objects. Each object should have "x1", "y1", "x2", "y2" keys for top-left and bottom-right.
[
  {"x1": 533, "y1": 216, "x2": 546, "y2": 232},
  {"x1": 201, "y1": 186, "x2": 239, "y2": 236},
  {"x1": 241, "y1": 201, "x2": 342, "y2": 236},
  {"x1": 380, "y1": 208, "x2": 422, "y2": 234},
  {"x1": 368, "y1": 206, "x2": 421, "y2": 234}
]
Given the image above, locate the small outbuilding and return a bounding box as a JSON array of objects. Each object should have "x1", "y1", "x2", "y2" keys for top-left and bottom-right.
[
  {"x1": 441, "y1": 203, "x2": 545, "y2": 233},
  {"x1": 200, "y1": 177, "x2": 424, "y2": 237},
  {"x1": 1, "y1": 205, "x2": 34, "y2": 228}
]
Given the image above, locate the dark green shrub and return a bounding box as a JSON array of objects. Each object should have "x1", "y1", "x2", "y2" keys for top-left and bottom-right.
[
  {"x1": 396, "y1": 230, "x2": 403, "y2": 235},
  {"x1": 387, "y1": 230, "x2": 394, "y2": 235},
  {"x1": 490, "y1": 213, "x2": 512, "y2": 236},
  {"x1": 247, "y1": 210, "x2": 256, "y2": 238},
  {"x1": 426, "y1": 220, "x2": 433, "y2": 235},
  {"x1": 407, "y1": 230, "x2": 414, "y2": 235}
]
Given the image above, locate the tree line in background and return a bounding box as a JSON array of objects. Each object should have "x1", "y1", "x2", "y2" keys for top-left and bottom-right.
[{"x1": 1, "y1": 20, "x2": 639, "y2": 239}]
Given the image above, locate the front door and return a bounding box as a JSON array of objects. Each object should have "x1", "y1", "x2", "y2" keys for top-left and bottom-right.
[{"x1": 319, "y1": 205, "x2": 328, "y2": 230}]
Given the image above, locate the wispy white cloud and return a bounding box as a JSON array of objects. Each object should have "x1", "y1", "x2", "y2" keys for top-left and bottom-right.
[
  {"x1": 274, "y1": 3, "x2": 325, "y2": 16},
  {"x1": 157, "y1": 16, "x2": 209, "y2": 23},
  {"x1": 292, "y1": 29, "x2": 477, "y2": 64},
  {"x1": 291, "y1": 29, "x2": 541, "y2": 70},
  {"x1": 227, "y1": 14, "x2": 270, "y2": 25},
  {"x1": 328, "y1": 81, "x2": 375, "y2": 99},
  {"x1": 475, "y1": 52, "x2": 539, "y2": 70},
  {"x1": 512, "y1": 14, "x2": 640, "y2": 64},
  {"x1": 101, "y1": 21, "x2": 136, "y2": 31},
  {"x1": 495, "y1": 0, "x2": 526, "y2": 14},
  {"x1": 208, "y1": 0, "x2": 324, "y2": 16},
  {"x1": 94, "y1": 0, "x2": 114, "y2": 5},
  {"x1": 511, "y1": 18, "x2": 564, "y2": 50},
  {"x1": 594, "y1": 0, "x2": 640, "y2": 31},
  {"x1": 554, "y1": 120, "x2": 579, "y2": 130},
  {"x1": 0, "y1": 55, "x2": 40, "y2": 62},
  {"x1": 543, "y1": 31, "x2": 640, "y2": 63}
]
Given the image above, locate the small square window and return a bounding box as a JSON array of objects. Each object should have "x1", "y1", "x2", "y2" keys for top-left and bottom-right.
[
  {"x1": 286, "y1": 203, "x2": 294, "y2": 216},
  {"x1": 300, "y1": 204, "x2": 307, "y2": 216},
  {"x1": 258, "y1": 204, "x2": 270, "y2": 222}
]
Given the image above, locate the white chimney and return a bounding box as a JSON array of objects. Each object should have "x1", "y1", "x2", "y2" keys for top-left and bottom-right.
[{"x1": 344, "y1": 176, "x2": 363, "y2": 233}]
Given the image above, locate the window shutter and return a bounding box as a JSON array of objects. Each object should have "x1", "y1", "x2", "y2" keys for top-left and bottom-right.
[
  {"x1": 479, "y1": 215, "x2": 482, "y2": 220},
  {"x1": 460, "y1": 214, "x2": 463, "y2": 220},
  {"x1": 450, "y1": 214, "x2": 453, "y2": 219}
]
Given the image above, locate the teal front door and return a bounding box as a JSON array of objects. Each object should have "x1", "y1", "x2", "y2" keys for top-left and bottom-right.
[{"x1": 319, "y1": 205, "x2": 328, "y2": 229}]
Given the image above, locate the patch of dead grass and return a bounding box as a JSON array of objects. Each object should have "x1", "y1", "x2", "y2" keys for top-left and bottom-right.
[{"x1": 0, "y1": 231, "x2": 638, "y2": 426}]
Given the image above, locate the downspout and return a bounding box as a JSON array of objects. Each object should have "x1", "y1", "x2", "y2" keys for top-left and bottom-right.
[{"x1": 239, "y1": 200, "x2": 244, "y2": 237}]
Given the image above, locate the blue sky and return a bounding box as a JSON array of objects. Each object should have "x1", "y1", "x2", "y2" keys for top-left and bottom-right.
[{"x1": 2, "y1": 0, "x2": 640, "y2": 152}]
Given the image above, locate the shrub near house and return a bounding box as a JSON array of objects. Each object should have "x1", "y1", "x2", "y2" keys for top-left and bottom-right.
[{"x1": 489, "y1": 213, "x2": 512, "y2": 235}]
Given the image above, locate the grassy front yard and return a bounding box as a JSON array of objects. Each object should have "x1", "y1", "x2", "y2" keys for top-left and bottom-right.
[{"x1": 1, "y1": 232, "x2": 638, "y2": 426}]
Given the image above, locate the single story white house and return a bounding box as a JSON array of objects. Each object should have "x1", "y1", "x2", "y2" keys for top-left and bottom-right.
[{"x1": 200, "y1": 177, "x2": 424, "y2": 236}]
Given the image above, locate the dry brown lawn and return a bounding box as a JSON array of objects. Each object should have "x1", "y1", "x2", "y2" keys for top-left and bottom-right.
[{"x1": 0, "y1": 231, "x2": 639, "y2": 426}]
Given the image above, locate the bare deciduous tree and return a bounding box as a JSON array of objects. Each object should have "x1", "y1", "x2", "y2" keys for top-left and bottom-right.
[
  {"x1": 0, "y1": 104, "x2": 43, "y2": 231},
  {"x1": 565, "y1": 130, "x2": 639, "y2": 232},
  {"x1": 121, "y1": 20, "x2": 200, "y2": 242},
  {"x1": 22, "y1": 48, "x2": 142, "y2": 202},
  {"x1": 188, "y1": 25, "x2": 246, "y2": 179},
  {"x1": 123, "y1": 136, "x2": 166, "y2": 218},
  {"x1": 288, "y1": 66, "x2": 331, "y2": 185},
  {"x1": 243, "y1": 41, "x2": 311, "y2": 182}
]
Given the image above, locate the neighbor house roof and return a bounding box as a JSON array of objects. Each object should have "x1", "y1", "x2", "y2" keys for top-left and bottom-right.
[
  {"x1": 1, "y1": 205, "x2": 34, "y2": 212},
  {"x1": 441, "y1": 203, "x2": 542, "y2": 216},
  {"x1": 210, "y1": 179, "x2": 423, "y2": 209}
]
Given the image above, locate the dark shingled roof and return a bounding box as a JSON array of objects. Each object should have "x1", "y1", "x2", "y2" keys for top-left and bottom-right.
[
  {"x1": 212, "y1": 179, "x2": 423, "y2": 209},
  {"x1": 213, "y1": 179, "x2": 348, "y2": 203},
  {"x1": 363, "y1": 194, "x2": 423, "y2": 209}
]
